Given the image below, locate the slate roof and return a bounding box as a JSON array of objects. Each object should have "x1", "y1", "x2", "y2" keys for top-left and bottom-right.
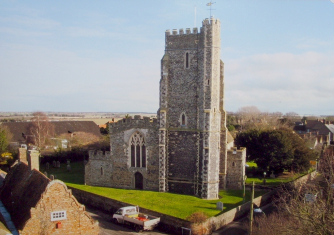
[
  {"x1": 1, "y1": 121, "x2": 101, "y2": 143},
  {"x1": 325, "y1": 124, "x2": 334, "y2": 134},
  {"x1": 0, "y1": 162, "x2": 50, "y2": 230},
  {"x1": 294, "y1": 120, "x2": 334, "y2": 136},
  {"x1": 227, "y1": 131, "x2": 234, "y2": 144}
]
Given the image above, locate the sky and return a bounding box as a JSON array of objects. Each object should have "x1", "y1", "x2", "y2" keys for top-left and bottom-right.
[{"x1": 0, "y1": 0, "x2": 333, "y2": 116}]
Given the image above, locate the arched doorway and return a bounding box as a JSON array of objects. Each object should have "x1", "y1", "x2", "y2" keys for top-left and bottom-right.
[{"x1": 134, "y1": 172, "x2": 143, "y2": 190}]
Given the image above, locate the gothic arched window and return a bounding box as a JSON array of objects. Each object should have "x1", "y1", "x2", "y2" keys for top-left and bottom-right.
[
  {"x1": 130, "y1": 132, "x2": 146, "y2": 168},
  {"x1": 182, "y1": 114, "x2": 186, "y2": 125}
]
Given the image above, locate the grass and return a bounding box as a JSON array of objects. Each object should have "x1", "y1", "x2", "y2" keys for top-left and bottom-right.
[
  {"x1": 245, "y1": 161, "x2": 308, "y2": 186},
  {"x1": 246, "y1": 161, "x2": 258, "y2": 168},
  {"x1": 246, "y1": 171, "x2": 304, "y2": 186},
  {"x1": 41, "y1": 161, "x2": 267, "y2": 220}
]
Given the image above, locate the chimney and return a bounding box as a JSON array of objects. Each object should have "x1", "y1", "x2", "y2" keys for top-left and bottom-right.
[
  {"x1": 18, "y1": 148, "x2": 28, "y2": 164},
  {"x1": 28, "y1": 150, "x2": 40, "y2": 171}
]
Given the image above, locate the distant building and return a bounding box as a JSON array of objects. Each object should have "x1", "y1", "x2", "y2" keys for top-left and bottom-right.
[
  {"x1": 294, "y1": 119, "x2": 334, "y2": 145},
  {"x1": 0, "y1": 149, "x2": 99, "y2": 234}
]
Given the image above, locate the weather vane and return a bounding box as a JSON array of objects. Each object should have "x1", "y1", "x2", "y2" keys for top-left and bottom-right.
[{"x1": 206, "y1": 1, "x2": 216, "y2": 18}]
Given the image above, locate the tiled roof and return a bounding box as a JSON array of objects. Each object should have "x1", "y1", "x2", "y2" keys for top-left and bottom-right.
[
  {"x1": 0, "y1": 162, "x2": 50, "y2": 230},
  {"x1": 227, "y1": 131, "x2": 234, "y2": 144}
]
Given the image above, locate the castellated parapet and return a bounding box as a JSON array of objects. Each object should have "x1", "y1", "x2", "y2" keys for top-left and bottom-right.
[
  {"x1": 110, "y1": 116, "x2": 158, "y2": 133},
  {"x1": 88, "y1": 150, "x2": 111, "y2": 161}
]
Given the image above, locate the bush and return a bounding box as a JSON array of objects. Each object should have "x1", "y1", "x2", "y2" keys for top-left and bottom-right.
[
  {"x1": 186, "y1": 211, "x2": 208, "y2": 223},
  {"x1": 188, "y1": 212, "x2": 209, "y2": 235}
]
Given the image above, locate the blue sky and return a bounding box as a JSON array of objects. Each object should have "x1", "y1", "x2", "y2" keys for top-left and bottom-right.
[{"x1": 0, "y1": 0, "x2": 333, "y2": 116}]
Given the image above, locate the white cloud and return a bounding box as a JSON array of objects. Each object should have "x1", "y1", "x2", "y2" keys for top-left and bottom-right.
[{"x1": 225, "y1": 51, "x2": 334, "y2": 115}]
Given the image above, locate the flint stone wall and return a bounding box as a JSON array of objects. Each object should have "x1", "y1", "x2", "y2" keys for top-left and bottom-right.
[
  {"x1": 86, "y1": 116, "x2": 160, "y2": 191},
  {"x1": 226, "y1": 147, "x2": 246, "y2": 189}
]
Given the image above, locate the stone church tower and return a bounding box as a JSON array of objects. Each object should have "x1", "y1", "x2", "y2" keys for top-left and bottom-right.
[
  {"x1": 158, "y1": 18, "x2": 227, "y2": 199},
  {"x1": 85, "y1": 17, "x2": 246, "y2": 200}
]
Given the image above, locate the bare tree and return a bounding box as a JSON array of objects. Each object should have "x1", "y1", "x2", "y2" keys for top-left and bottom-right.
[
  {"x1": 28, "y1": 112, "x2": 54, "y2": 150},
  {"x1": 244, "y1": 148, "x2": 334, "y2": 235}
]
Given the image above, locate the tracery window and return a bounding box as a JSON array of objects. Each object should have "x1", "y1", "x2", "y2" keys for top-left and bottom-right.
[{"x1": 130, "y1": 132, "x2": 146, "y2": 168}]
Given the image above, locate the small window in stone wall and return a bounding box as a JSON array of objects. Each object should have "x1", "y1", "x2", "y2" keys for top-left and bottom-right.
[
  {"x1": 101, "y1": 167, "x2": 104, "y2": 175},
  {"x1": 182, "y1": 114, "x2": 186, "y2": 125},
  {"x1": 185, "y1": 52, "x2": 189, "y2": 68},
  {"x1": 51, "y1": 211, "x2": 67, "y2": 221},
  {"x1": 232, "y1": 162, "x2": 235, "y2": 167},
  {"x1": 130, "y1": 131, "x2": 146, "y2": 168},
  {"x1": 179, "y1": 112, "x2": 188, "y2": 127}
]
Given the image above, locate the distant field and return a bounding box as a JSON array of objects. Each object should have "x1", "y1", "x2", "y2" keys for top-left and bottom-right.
[{"x1": 0, "y1": 112, "x2": 157, "y2": 125}]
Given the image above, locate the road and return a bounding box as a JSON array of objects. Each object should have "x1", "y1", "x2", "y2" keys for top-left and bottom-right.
[
  {"x1": 86, "y1": 203, "x2": 275, "y2": 235},
  {"x1": 213, "y1": 203, "x2": 276, "y2": 235},
  {"x1": 86, "y1": 206, "x2": 168, "y2": 235}
]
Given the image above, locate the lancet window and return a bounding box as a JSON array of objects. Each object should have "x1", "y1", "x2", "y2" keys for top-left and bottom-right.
[
  {"x1": 185, "y1": 52, "x2": 189, "y2": 68},
  {"x1": 130, "y1": 132, "x2": 146, "y2": 168}
]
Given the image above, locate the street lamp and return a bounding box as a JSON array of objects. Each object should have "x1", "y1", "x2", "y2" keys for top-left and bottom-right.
[{"x1": 263, "y1": 172, "x2": 267, "y2": 185}]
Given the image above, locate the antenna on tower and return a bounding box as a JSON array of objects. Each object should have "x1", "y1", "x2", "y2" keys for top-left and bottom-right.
[{"x1": 206, "y1": 1, "x2": 216, "y2": 18}]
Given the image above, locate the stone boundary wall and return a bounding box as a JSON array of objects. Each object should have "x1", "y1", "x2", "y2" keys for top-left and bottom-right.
[
  {"x1": 68, "y1": 187, "x2": 190, "y2": 235},
  {"x1": 69, "y1": 171, "x2": 317, "y2": 235}
]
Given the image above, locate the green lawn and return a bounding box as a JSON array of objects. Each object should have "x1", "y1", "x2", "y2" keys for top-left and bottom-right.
[
  {"x1": 246, "y1": 172, "x2": 304, "y2": 186},
  {"x1": 246, "y1": 161, "x2": 258, "y2": 168},
  {"x1": 41, "y1": 161, "x2": 267, "y2": 220}
]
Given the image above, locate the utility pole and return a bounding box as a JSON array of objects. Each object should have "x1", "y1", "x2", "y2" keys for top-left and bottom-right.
[
  {"x1": 243, "y1": 175, "x2": 247, "y2": 204},
  {"x1": 249, "y1": 181, "x2": 255, "y2": 235}
]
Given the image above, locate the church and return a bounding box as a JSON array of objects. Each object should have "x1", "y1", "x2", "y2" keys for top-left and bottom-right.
[{"x1": 85, "y1": 18, "x2": 246, "y2": 200}]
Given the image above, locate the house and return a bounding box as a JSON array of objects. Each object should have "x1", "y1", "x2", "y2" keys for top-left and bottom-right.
[
  {"x1": 294, "y1": 119, "x2": 334, "y2": 144},
  {"x1": 0, "y1": 149, "x2": 99, "y2": 234}
]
